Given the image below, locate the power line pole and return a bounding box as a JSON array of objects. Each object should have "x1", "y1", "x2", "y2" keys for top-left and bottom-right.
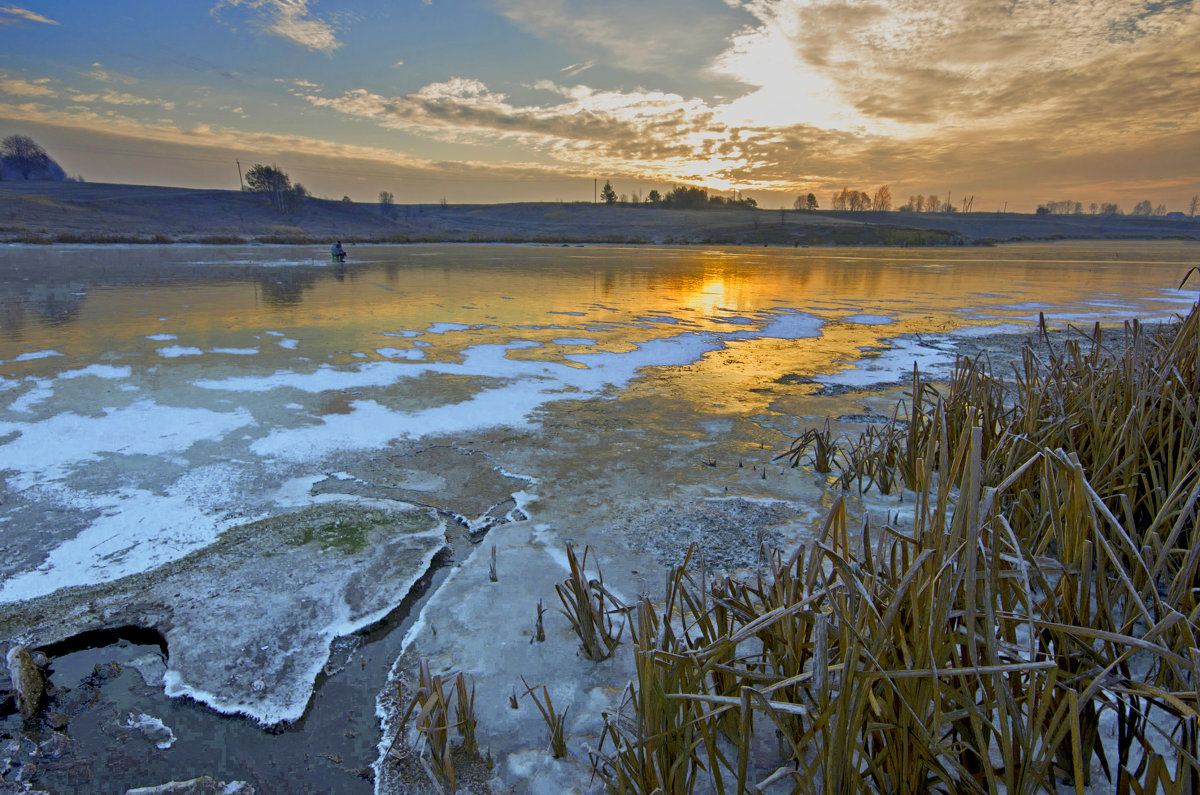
[{"x1": 236, "y1": 159, "x2": 245, "y2": 192}]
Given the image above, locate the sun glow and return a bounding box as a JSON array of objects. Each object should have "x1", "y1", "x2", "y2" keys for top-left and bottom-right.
[{"x1": 711, "y1": 3, "x2": 866, "y2": 131}]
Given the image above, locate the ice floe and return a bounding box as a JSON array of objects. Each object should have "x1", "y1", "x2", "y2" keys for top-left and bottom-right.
[
  {"x1": 12, "y1": 350, "x2": 61, "y2": 362},
  {"x1": 157, "y1": 345, "x2": 204, "y2": 358}
]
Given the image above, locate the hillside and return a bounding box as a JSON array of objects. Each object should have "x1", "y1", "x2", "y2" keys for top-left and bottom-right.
[{"x1": 1, "y1": 180, "x2": 1197, "y2": 246}]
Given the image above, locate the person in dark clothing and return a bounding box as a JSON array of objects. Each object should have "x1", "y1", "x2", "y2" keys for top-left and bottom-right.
[{"x1": 331, "y1": 241, "x2": 346, "y2": 263}]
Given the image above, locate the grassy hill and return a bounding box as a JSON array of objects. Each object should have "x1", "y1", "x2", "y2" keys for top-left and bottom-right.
[{"x1": 1, "y1": 180, "x2": 1196, "y2": 246}]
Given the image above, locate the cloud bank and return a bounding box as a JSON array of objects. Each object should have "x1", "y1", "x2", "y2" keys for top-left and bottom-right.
[{"x1": 1, "y1": 1, "x2": 1195, "y2": 207}]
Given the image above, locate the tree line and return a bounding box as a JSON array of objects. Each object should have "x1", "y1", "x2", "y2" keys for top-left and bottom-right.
[
  {"x1": 810, "y1": 185, "x2": 963, "y2": 213},
  {"x1": 599, "y1": 181, "x2": 758, "y2": 209},
  {"x1": 8, "y1": 133, "x2": 1200, "y2": 221},
  {"x1": 827, "y1": 185, "x2": 894, "y2": 212},
  {"x1": 1037, "y1": 198, "x2": 1200, "y2": 217}
]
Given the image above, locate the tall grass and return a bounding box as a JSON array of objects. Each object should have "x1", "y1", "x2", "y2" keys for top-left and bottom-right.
[{"x1": 590, "y1": 304, "x2": 1200, "y2": 793}]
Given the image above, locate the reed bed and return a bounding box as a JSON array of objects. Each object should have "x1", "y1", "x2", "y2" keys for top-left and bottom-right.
[{"x1": 589, "y1": 304, "x2": 1200, "y2": 793}]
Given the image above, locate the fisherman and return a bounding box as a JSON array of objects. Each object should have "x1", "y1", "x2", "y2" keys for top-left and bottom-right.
[{"x1": 331, "y1": 240, "x2": 346, "y2": 263}]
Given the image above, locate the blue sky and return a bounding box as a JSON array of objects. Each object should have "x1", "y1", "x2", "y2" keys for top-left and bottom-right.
[{"x1": 1, "y1": 0, "x2": 1197, "y2": 210}]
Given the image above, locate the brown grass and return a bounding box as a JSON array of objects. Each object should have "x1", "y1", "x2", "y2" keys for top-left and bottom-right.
[{"x1": 588, "y1": 302, "x2": 1200, "y2": 793}]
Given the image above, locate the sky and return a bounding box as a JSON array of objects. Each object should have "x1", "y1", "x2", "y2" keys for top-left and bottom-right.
[{"x1": 0, "y1": 0, "x2": 1197, "y2": 211}]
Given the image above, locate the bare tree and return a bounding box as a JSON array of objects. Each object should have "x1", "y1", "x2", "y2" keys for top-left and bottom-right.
[
  {"x1": 1131, "y1": 200, "x2": 1154, "y2": 216},
  {"x1": 1190, "y1": 194, "x2": 1199, "y2": 218},
  {"x1": 378, "y1": 190, "x2": 395, "y2": 218},
  {"x1": 872, "y1": 184, "x2": 892, "y2": 212},
  {"x1": 1, "y1": 134, "x2": 50, "y2": 179}
]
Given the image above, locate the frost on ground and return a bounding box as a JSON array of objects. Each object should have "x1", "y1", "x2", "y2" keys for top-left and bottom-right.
[
  {"x1": 617, "y1": 496, "x2": 816, "y2": 571},
  {"x1": 0, "y1": 503, "x2": 447, "y2": 725}
]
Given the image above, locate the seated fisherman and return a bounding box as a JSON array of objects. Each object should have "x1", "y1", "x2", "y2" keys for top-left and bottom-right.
[{"x1": 331, "y1": 241, "x2": 346, "y2": 263}]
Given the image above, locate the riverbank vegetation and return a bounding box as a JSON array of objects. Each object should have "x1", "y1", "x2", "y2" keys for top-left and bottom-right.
[
  {"x1": 391, "y1": 299, "x2": 1200, "y2": 792},
  {"x1": 579, "y1": 300, "x2": 1200, "y2": 792}
]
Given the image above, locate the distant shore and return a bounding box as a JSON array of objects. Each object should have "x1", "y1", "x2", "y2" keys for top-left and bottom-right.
[{"x1": 2, "y1": 180, "x2": 1197, "y2": 247}]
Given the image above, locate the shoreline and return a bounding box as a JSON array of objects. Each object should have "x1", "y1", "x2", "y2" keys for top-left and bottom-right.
[{"x1": 3, "y1": 180, "x2": 1197, "y2": 248}]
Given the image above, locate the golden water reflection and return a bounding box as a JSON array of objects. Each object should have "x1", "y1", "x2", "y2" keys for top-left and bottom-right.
[{"x1": 2, "y1": 242, "x2": 1196, "y2": 419}]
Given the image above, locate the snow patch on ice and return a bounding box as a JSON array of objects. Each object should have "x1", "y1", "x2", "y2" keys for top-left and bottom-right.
[
  {"x1": 754, "y1": 313, "x2": 824, "y2": 339},
  {"x1": 145, "y1": 334, "x2": 177, "y2": 342},
  {"x1": 816, "y1": 337, "x2": 956, "y2": 387},
  {"x1": 6, "y1": 379, "x2": 53, "y2": 413},
  {"x1": 59, "y1": 364, "x2": 132, "y2": 379},
  {"x1": 0, "y1": 400, "x2": 254, "y2": 487},
  {"x1": 235, "y1": 334, "x2": 723, "y2": 462},
  {"x1": 13, "y1": 350, "x2": 62, "y2": 362},
  {"x1": 0, "y1": 482, "x2": 262, "y2": 603},
  {"x1": 844, "y1": 314, "x2": 894, "y2": 325},
  {"x1": 427, "y1": 322, "x2": 472, "y2": 334},
  {"x1": 158, "y1": 346, "x2": 203, "y2": 358}
]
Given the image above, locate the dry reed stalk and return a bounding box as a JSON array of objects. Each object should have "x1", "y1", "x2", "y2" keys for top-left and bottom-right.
[
  {"x1": 556, "y1": 543, "x2": 626, "y2": 660},
  {"x1": 590, "y1": 302, "x2": 1200, "y2": 793},
  {"x1": 391, "y1": 659, "x2": 481, "y2": 793},
  {"x1": 521, "y1": 677, "x2": 569, "y2": 758}
]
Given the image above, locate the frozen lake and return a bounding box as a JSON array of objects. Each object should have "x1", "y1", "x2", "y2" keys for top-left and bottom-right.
[
  {"x1": 1, "y1": 240, "x2": 1197, "y2": 790},
  {"x1": 3, "y1": 242, "x2": 1195, "y2": 598}
]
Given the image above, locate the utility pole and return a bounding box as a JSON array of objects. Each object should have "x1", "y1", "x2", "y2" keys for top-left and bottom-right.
[
  {"x1": 594, "y1": 178, "x2": 597, "y2": 204},
  {"x1": 236, "y1": 159, "x2": 245, "y2": 192}
]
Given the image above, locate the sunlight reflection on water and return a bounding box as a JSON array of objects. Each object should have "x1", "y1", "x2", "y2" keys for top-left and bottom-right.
[{"x1": 0, "y1": 240, "x2": 1197, "y2": 600}]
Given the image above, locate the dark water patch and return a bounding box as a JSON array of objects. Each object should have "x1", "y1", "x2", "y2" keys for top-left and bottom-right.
[{"x1": 37, "y1": 625, "x2": 169, "y2": 660}]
